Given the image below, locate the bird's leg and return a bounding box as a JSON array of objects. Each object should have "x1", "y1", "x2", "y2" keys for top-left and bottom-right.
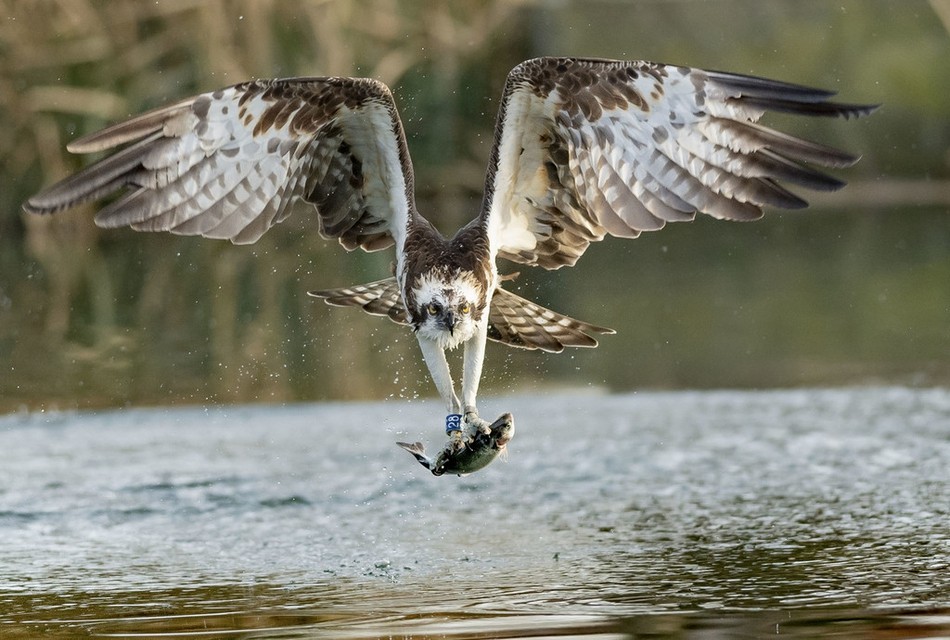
[
  {"x1": 461, "y1": 317, "x2": 492, "y2": 435},
  {"x1": 417, "y1": 336, "x2": 465, "y2": 446}
]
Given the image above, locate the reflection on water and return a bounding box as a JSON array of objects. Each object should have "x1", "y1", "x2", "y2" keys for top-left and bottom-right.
[
  {"x1": 5, "y1": 208, "x2": 950, "y2": 412},
  {"x1": 8, "y1": 585, "x2": 950, "y2": 639},
  {"x1": 1, "y1": 388, "x2": 948, "y2": 638}
]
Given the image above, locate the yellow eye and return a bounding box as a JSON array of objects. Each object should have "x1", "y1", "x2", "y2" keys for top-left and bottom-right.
[
  {"x1": 460, "y1": 303, "x2": 471, "y2": 314},
  {"x1": 427, "y1": 304, "x2": 438, "y2": 316}
]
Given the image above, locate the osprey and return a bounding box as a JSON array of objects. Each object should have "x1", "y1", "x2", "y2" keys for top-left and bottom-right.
[{"x1": 24, "y1": 57, "x2": 874, "y2": 438}]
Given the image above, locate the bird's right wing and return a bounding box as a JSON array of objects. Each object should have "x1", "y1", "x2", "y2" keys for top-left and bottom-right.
[{"x1": 24, "y1": 77, "x2": 418, "y2": 253}]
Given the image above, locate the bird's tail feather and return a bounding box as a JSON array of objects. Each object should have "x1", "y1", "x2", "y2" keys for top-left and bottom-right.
[{"x1": 308, "y1": 277, "x2": 614, "y2": 352}]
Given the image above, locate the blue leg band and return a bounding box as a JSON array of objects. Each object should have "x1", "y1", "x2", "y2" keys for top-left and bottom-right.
[{"x1": 445, "y1": 413, "x2": 463, "y2": 435}]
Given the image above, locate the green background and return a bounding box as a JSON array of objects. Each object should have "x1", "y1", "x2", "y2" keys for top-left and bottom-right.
[{"x1": 1, "y1": 0, "x2": 948, "y2": 411}]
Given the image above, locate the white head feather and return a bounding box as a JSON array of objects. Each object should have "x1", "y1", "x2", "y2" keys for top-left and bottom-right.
[{"x1": 411, "y1": 268, "x2": 482, "y2": 350}]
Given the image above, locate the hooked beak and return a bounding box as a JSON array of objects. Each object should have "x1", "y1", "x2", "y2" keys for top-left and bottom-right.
[{"x1": 442, "y1": 311, "x2": 456, "y2": 335}]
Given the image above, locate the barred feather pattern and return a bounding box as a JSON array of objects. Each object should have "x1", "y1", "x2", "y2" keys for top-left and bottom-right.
[
  {"x1": 309, "y1": 277, "x2": 614, "y2": 353},
  {"x1": 23, "y1": 77, "x2": 416, "y2": 252},
  {"x1": 307, "y1": 277, "x2": 408, "y2": 325},
  {"x1": 23, "y1": 57, "x2": 874, "y2": 364},
  {"x1": 486, "y1": 287, "x2": 615, "y2": 353},
  {"x1": 480, "y1": 57, "x2": 877, "y2": 269}
]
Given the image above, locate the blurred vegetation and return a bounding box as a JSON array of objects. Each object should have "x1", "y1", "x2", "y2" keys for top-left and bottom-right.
[{"x1": 1, "y1": 0, "x2": 949, "y2": 412}]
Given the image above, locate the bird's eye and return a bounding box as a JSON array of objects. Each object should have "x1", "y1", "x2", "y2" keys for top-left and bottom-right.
[
  {"x1": 460, "y1": 303, "x2": 471, "y2": 314},
  {"x1": 427, "y1": 304, "x2": 438, "y2": 316}
]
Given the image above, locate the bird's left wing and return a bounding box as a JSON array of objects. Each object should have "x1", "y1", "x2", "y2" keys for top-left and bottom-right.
[
  {"x1": 24, "y1": 77, "x2": 417, "y2": 252},
  {"x1": 477, "y1": 57, "x2": 876, "y2": 269}
]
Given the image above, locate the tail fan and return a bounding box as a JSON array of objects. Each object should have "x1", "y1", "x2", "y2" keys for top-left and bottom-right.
[{"x1": 309, "y1": 278, "x2": 614, "y2": 353}]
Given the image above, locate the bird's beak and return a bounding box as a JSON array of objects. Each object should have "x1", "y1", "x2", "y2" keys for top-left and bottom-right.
[{"x1": 444, "y1": 311, "x2": 456, "y2": 335}]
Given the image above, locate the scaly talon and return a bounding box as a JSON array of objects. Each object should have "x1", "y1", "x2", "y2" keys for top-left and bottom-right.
[{"x1": 464, "y1": 410, "x2": 492, "y2": 436}]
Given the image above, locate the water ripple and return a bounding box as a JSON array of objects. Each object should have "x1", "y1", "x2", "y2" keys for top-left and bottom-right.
[{"x1": 1, "y1": 388, "x2": 948, "y2": 637}]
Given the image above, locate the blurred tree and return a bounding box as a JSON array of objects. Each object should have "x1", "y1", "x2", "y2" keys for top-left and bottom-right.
[{"x1": 2, "y1": 0, "x2": 949, "y2": 412}]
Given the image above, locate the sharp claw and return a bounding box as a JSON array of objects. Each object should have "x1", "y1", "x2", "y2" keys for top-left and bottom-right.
[
  {"x1": 447, "y1": 429, "x2": 467, "y2": 452},
  {"x1": 464, "y1": 411, "x2": 492, "y2": 435}
]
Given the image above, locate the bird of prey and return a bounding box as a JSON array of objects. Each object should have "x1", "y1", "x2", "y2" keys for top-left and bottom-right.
[{"x1": 24, "y1": 56, "x2": 874, "y2": 440}]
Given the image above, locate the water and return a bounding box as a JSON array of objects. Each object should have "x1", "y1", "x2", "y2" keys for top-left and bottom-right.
[{"x1": 1, "y1": 387, "x2": 948, "y2": 638}]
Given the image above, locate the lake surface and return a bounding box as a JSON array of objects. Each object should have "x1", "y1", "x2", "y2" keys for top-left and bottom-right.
[{"x1": 1, "y1": 387, "x2": 948, "y2": 638}]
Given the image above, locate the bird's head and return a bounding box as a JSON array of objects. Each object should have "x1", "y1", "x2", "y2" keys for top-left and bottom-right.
[{"x1": 410, "y1": 268, "x2": 483, "y2": 349}]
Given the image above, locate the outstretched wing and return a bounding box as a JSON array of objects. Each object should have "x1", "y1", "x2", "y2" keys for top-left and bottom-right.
[
  {"x1": 478, "y1": 57, "x2": 876, "y2": 269},
  {"x1": 24, "y1": 77, "x2": 417, "y2": 252}
]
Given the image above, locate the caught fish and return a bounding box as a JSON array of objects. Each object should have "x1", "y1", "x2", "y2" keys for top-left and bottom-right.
[{"x1": 397, "y1": 413, "x2": 514, "y2": 476}]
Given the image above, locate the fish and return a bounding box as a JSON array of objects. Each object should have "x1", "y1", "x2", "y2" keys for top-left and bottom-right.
[{"x1": 397, "y1": 413, "x2": 514, "y2": 476}]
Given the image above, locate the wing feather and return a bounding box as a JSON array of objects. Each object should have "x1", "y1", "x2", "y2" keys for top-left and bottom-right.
[
  {"x1": 487, "y1": 288, "x2": 615, "y2": 352},
  {"x1": 479, "y1": 57, "x2": 876, "y2": 270},
  {"x1": 24, "y1": 77, "x2": 418, "y2": 254},
  {"x1": 308, "y1": 277, "x2": 409, "y2": 325}
]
